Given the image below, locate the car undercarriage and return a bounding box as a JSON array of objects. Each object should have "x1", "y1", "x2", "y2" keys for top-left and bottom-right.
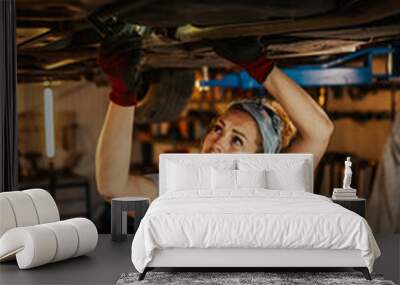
[{"x1": 16, "y1": 0, "x2": 400, "y2": 83}]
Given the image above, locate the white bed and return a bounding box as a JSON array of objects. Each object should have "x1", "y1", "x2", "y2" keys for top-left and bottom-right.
[{"x1": 131, "y1": 154, "x2": 380, "y2": 280}]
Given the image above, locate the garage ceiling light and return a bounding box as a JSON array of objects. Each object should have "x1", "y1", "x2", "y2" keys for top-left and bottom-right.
[
  {"x1": 42, "y1": 59, "x2": 78, "y2": 70},
  {"x1": 43, "y1": 87, "x2": 55, "y2": 158},
  {"x1": 16, "y1": 27, "x2": 50, "y2": 45}
]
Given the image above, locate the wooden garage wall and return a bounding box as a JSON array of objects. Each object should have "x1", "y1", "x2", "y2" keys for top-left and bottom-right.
[
  {"x1": 327, "y1": 88, "x2": 399, "y2": 161},
  {"x1": 17, "y1": 80, "x2": 109, "y2": 213}
]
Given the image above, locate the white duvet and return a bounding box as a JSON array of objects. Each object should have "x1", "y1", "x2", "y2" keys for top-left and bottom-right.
[{"x1": 131, "y1": 190, "x2": 380, "y2": 273}]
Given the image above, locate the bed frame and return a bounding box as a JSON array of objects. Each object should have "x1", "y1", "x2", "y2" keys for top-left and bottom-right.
[
  {"x1": 139, "y1": 154, "x2": 371, "y2": 281},
  {"x1": 140, "y1": 248, "x2": 370, "y2": 280}
]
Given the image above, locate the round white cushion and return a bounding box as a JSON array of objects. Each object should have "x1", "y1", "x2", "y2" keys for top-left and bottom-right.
[
  {"x1": 65, "y1": 218, "x2": 98, "y2": 257},
  {"x1": 42, "y1": 221, "x2": 79, "y2": 262},
  {"x1": 0, "y1": 226, "x2": 57, "y2": 269},
  {"x1": 0, "y1": 191, "x2": 39, "y2": 227},
  {"x1": 23, "y1": 189, "x2": 59, "y2": 224},
  {"x1": 0, "y1": 189, "x2": 60, "y2": 239},
  {"x1": 0, "y1": 218, "x2": 98, "y2": 269},
  {"x1": 0, "y1": 196, "x2": 17, "y2": 237}
]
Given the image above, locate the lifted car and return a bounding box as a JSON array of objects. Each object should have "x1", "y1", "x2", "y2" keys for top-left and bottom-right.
[{"x1": 16, "y1": 0, "x2": 400, "y2": 122}]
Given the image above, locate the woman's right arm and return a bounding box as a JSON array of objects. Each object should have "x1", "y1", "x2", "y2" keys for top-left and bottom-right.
[
  {"x1": 95, "y1": 102, "x2": 157, "y2": 201},
  {"x1": 95, "y1": 28, "x2": 157, "y2": 202}
]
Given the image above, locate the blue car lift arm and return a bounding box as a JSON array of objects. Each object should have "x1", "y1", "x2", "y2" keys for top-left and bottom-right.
[{"x1": 200, "y1": 47, "x2": 398, "y2": 88}]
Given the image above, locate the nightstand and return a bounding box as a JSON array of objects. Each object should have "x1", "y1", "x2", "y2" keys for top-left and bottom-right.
[
  {"x1": 331, "y1": 198, "x2": 366, "y2": 218},
  {"x1": 111, "y1": 197, "x2": 149, "y2": 242}
]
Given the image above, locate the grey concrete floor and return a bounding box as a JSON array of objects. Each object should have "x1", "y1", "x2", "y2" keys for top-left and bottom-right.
[
  {"x1": 0, "y1": 234, "x2": 398, "y2": 285},
  {"x1": 374, "y1": 234, "x2": 400, "y2": 284},
  {"x1": 0, "y1": 235, "x2": 135, "y2": 285}
]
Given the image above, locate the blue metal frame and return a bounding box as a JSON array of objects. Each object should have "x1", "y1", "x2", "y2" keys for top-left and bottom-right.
[{"x1": 201, "y1": 47, "x2": 398, "y2": 88}]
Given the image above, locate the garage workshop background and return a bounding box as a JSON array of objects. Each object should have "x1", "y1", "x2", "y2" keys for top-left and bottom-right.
[
  {"x1": 15, "y1": 63, "x2": 400, "y2": 234},
  {"x1": 4, "y1": 0, "x2": 400, "y2": 234}
]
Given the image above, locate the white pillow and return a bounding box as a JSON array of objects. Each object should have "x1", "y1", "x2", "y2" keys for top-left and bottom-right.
[
  {"x1": 167, "y1": 162, "x2": 211, "y2": 191},
  {"x1": 236, "y1": 169, "x2": 267, "y2": 189},
  {"x1": 266, "y1": 161, "x2": 307, "y2": 191},
  {"x1": 238, "y1": 159, "x2": 307, "y2": 191},
  {"x1": 212, "y1": 168, "x2": 237, "y2": 190},
  {"x1": 212, "y1": 169, "x2": 268, "y2": 190}
]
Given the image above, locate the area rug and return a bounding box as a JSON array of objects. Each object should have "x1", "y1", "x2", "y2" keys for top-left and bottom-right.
[{"x1": 116, "y1": 271, "x2": 396, "y2": 285}]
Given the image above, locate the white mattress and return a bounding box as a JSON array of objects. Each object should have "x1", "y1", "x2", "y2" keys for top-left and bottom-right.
[{"x1": 131, "y1": 190, "x2": 380, "y2": 273}]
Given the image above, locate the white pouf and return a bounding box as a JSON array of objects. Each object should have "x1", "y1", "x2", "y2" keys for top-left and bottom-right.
[
  {"x1": 42, "y1": 221, "x2": 79, "y2": 262},
  {"x1": 0, "y1": 196, "x2": 17, "y2": 237},
  {"x1": 0, "y1": 225, "x2": 57, "y2": 269},
  {"x1": 0, "y1": 189, "x2": 98, "y2": 269},
  {"x1": 0, "y1": 218, "x2": 98, "y2": 269},
  {"x1": 1, "y1": 191, "x2": 39, "y2": 227},
  {"x1": 23, "y1": 188, "x2": 60, "y2": 224},
  {"x1": 65, "y1": 218, "x2": 98, "y2": 257}
]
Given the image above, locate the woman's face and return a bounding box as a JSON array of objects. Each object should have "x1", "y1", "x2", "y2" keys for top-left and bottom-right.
[{"x1": 201, "y1": 109, "x2": 262, "y2": 153}]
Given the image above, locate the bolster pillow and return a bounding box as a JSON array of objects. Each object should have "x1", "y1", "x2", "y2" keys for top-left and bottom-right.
[
  {"x1": 0, "y1": 189, "x2": 60, "y2": 237},
  {"x1": 0, "y1": 218, "x2": 98, "y2": 269}
]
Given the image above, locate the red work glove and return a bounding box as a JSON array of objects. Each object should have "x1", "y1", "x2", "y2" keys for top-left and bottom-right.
[
  {"x1": 97, "y1": 32, "x2": 143, "y2": 107},
  {"x1": 212, "y1": 37, "x2": 274, "y2": 84}
]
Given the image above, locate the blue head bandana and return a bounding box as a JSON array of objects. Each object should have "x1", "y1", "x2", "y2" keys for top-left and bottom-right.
[{"x1": 228, "y1": 98, "x2": 283, "y2": 153}]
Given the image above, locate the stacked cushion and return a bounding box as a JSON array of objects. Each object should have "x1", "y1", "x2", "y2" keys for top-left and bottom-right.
[
  {"x1": 0, "y1": 218, "x2": 98, "y2": 269},
  {"x1": 0, "y1": 196, "x2": 17, "y2": 237},
  {"x1": 0, "y1": 189, "x2": 59, "y2": 237},
  {"x1": 24, "y1": 188, "x2": 60, "y2": 224},
  {"x1": 0, "y1": 189, "x2": 97, "y2": 269}
]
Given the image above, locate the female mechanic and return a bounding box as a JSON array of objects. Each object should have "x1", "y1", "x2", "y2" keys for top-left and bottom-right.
[{"x1": 95, "y1": 36, "x2": 334, "y2": 202}]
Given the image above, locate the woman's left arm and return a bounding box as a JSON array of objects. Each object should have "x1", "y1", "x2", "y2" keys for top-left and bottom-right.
[{"x1": 263, "y1": 66, "x2": 334, "y2": 168}]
